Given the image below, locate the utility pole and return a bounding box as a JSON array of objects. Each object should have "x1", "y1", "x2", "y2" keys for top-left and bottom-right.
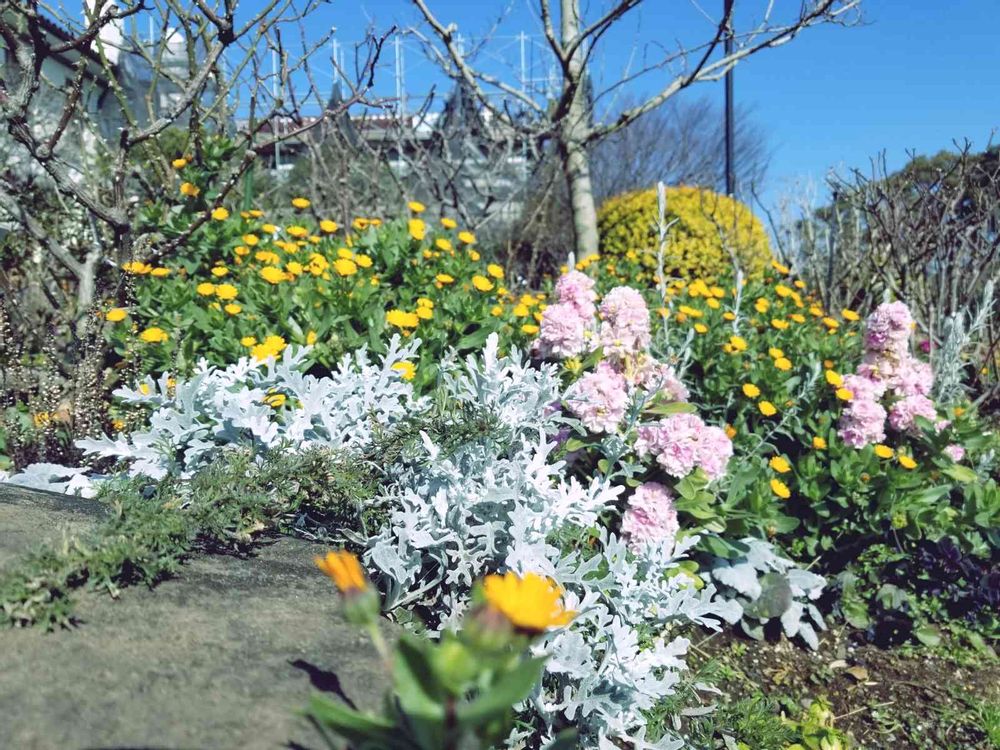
[
  {"x1": 394, "y1": 34, "x2": 406, "y2": 116},
  {"x1": 724, "y1": 0, "x2": 735, "y2": 196},
  {"x1": 272, "y1": 47, "x2": 281, "y2": 171}
]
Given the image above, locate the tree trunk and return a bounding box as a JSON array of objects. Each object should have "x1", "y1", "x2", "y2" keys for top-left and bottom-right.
[{"x1": 560, "y1": 0, "x2": 600, "y2": 257}]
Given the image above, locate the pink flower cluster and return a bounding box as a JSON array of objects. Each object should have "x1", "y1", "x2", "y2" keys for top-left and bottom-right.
[
  {"x1": 534, "y1": 271, "x2": 597, "y2": 359},
  {"x1": 565, "y1": 361, "x2": 630, "y2": 433},
  {"x1": 599, "y1": 286, "x2": 651, "y2": 360},
  {"x1": 634, "y1": 413, "x2": 733, "y2": 480},
  {"x1": 621, "y1": 481, "x2": 679, "y2": 552},
  {"x1": 838, "y1": 301, "x2": 945, "y2": 447}
]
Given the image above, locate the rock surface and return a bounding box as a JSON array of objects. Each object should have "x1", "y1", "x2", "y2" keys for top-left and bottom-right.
[{"x1": 0, "y1": 483, "x2": 391, "y2": 750}]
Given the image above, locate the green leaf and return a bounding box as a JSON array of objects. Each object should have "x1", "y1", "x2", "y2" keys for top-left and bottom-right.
[
  {"x1": 456, "y1": 656, "x2": 545, "y2": 727},
  {"x1": 306, "y1": 695, "x2": 403, "y2": 748},
  {"x1": 542, "y1": 729, "x2": 579, "y2": 750},
  {"x1": 914, "y1": 624, "x2": 942, "y2": 647},
  {"x1": 942, "y1": 464, "x2": 977, "y2": 484},
  {"x1": 643, "y1": 400, "x2": 697, "y2": 416}
]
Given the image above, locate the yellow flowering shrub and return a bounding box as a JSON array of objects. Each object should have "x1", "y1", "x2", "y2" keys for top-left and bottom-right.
[{"x1": 596, "y1": 186, "x2": 772, "y2": 282}]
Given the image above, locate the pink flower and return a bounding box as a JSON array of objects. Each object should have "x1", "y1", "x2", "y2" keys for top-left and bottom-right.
[
  {"x1": 943, "y1": 443, "x2": 966, "y2": 462},
  {"x1": 535, "y1": 302, "x2": 590, "y2": 359},
  {"x1": 565, "y1": 361, "x2": 629, "y2": 433},
  {"x1": 837, "y1": 397, "x2": 887, "y2": 448},
  {"x1": 621, "y1": 482, "x2": 679, "y2": 553},
  {"x1": 555, "y1": 270, "x2": 597, "y2": 319},
  {"x1": 887, "y1": 394, "x2": 938, "y2": 432},
  {"x1": 633, "y1": 357, "x2": 690, "y2": 402},
  {"x1": 842, "y1": 373, "x2": 887, "y2": 402},
  {"x1": 864, "y1": 301, "x2": 914, "y2": 354},
  {"x1": 599, "y1": 286, "x2": 651, "y2": 359},
  {"x1": 634, "y1": 413, "x2": 731, "y2": 480},
  {"x1": 888, "y1": 357, "x2": 934, "y2": 397}
]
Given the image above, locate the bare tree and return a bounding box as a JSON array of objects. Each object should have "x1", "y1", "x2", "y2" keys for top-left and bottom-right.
[
  {"x1": 590, "y1": 95, "x2": 771, "y2": 203},
  {"x1": 410, "y1": 0, "x2": 860, "y2": 256}
]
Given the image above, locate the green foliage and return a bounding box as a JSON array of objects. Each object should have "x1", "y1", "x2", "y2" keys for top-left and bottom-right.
[
  {"x1": 596, "y1": 186, "x2": 773, "y2": 283},
  {"x1": 0, "y1": 446, "x2": 375, "y2": 628}
]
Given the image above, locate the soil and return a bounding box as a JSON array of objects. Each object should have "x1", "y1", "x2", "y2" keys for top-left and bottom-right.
[{"x1": 692, "y1": 625, "x2": 1000, "y2": 749}]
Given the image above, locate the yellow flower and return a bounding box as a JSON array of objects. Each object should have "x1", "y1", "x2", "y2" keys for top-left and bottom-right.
[
  {"x1": 335, "y1": 248, "x2": 354, "y2": 261},
  {"x1": 286, "y1": 225, "x2": 308, "y2": 239},
  {"x1": 180, "y1": 181, "x2": 199, "y2": 197},
  {"x1": 435, "y1": 238, "x2": 453, "y2": 252},
  {"x1": 315, "y1": 550, "x2": 368, "y2": 593},
  {"x1": 724, "y1": 424, "x2": 737, "y2": 439},
  {"x1": 771, "y1": 318, "x2": 790, "y2": 330},
  {"x1": 306, "y1": 331, "x2": 318, "y2": 345},
  {"x1": 822, "y1": 316, "x2": 840, "y2": 330},
  {"x1": 742, "y1": 383, "x2": 761, "y2": 398},
  {"x1": 386, "y1": 309, "x2": 419, "y2": 329},
  {"x1": 758, "y1": 401, "x2": 777, "y2": 417},
  {"x1": 263, "y1": 392, "x2": 286, "y2": 408},
  {"x1": 211, "y1": 206, "x2": 230, "y2": 221},
  {"x1": 898, "y1": 454, "x2": 917, "y2": 470},
  {"x1": 770, "y1": 478, "x2": 791, "y2": 499},
  {"x1": 243, "y1": 234, "x2": 260, "y2": 246},
  {"x1": 728, "y1": 335, "x2": 747, "y2": 352},
  {"x1": 789, "y1": 313, "x2": 806, "y2": 323},
  {"x1": 775, "y1": 284, "x2": 793, "y2": 298},
  {"x1": 250, "y1": 335, "x2": 287, "y2": 361},
  {"x1": 723, "y1": 311, "x2": 736, "y2": 321},
  {"x1": 291, "y1": 197, "x2": 311, "y2": 209},
  {"x1": 416, "y1": 297, "x2": 434, "y2": 309},
  {"x1": 122, "y1": 261, "x2": 152, "y2": 274},
  {"x1": 215, "y1": 283, "x2": 238, "y2": 300},
  {"x1": 260, "y1": 266, "x2": 287, "y2": 284},
  {"x1": 171, "y1": 157, "x2": 188, "y2": 169},
  {"x1": 521, "y1": 323, "x2": 540, "y2": 335},
  {"x1": 768, "y1": 347, "x2": 784, "y2": 359},
  {"x1": 458, "y1": 230, "x2": 476, "y2": 244},
  {"x1": 334, "y1": 258, "x2": 358, "y2": 277},
  {"x1": 352, "y1": 217, "x2": 370, "y2": 230},
  {"x1": 319, "y1": 219, "x2": 338, "y2": 233},
  {"x1": 755, "y1": 298, "x2": 770, "y2": 314},
  {"x1": 469, "y1": 249, "x2": 481, "y2": 262},
  {"x1": 287, "y1": 261, "x2": 304, "y2": 276},
  {"x1": 771, "y1": 260, "x2": 791, "y2": 275},
  {"x1": 481, "y1": 571, "x2": 574, "y2": 633},
  {"x1": 487, "y1": 263, "x2": 504, "y2": 279},
  {"x1": 769, "y1": 456, "x2": 792, "y2": 474},
  {"x1": 472, "y1": 275, "x2": 494, "y2": 292},
  {"x1": 261, "y1": 224, "x2": 278, "y2": 235},
  {"x1": 812, "y1": 436, "x2": 827, "y2": 450},
  {"x1": 953, "y1": 406, "x2": 966, "y2": 417},
  {"x1": 234, "y1": 245, "x2": 250, "y2": 257},
  {"x1": 150, "y1": 267, "x2": 171, "y2": 277},
  {"x1": 241, "y1": 336, "x2": 257, "y2": 347},
  {"x1": 139, "y1": 326, "x2": 169, "y2": 343},
  {"x1": 436, "y1": 273, "x2": 455, "y2": 285},
  {"x1": 392, "y1": 361, "x2": 416, "y2": 381},
  {"x1": 211, "y1": 266, "x2": 229, "y2": 278},
  {"x1": 694, "y1": 323, "x2": 708, "y2": 334},
  {"x1": 355, "y1": 254, "x2": 373, "y2": 268},
  {"x1": 255, "y1": 250, "x2": 280, "y2": 265},
  {"x1": 196, "y1": 282, "x2": 216, "y2": 296},
  {"x1": 490, "y1": 305, "x2": 503, "y2": 316},
  {"x1": 407, "y1": 200, "x2": 426, "y2": 213},
  {"x1": 706, "y1": 298, "x2": 720, "y2": 309},
  {"x1": 825, "y1": 369, "x2": 843, "y2": 386},
  {"x1": 408, "y1": 218, "x2": 426, "y2": 241},
  {"x1": 835, "y1": 387, "x2": 854, "y2": 401},
  {"x1": 415, "y1": 306, "x2": 433, "y2": 320},
  {"x1": 105, "y1": 307, "x2": 128, "y2": 322},
  {"x1": 440, "y1": 217, "x2": 457, "y2": 229},
  {"x1": 842, "y1": 308, "x2": 860, "y2": 321},
  {"x1": 874, "y1": 444, "x2": 894, "y2": 459},
  {"x1": 224, "y1": 303, "x2": 241, "y2": 315},
  {"x1": 774, "y1": 357, "x2": 792, "y2": 371}
]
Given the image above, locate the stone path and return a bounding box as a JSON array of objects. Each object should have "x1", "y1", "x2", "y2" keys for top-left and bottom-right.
[{"x1": 0, "y1": 484, "x2": 390, "y2": 750}]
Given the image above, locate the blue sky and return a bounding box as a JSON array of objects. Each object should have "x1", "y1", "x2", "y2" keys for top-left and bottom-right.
[{"x1": 241, "y1": 0, "x2": 999, "y2": 211}]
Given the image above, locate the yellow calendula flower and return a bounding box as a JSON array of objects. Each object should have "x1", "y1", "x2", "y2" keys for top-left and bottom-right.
[
  {"x1": 415, "y1": 306, "x2": 433, "y2": 320},
  {"x1": 468, "y1": 250, "x2": 481, "y2": 261},
  {"x1": 694, "y1": 323, "x2": 708, "y2": 334},
  {"x1": 149, "y1": 267, "x2": 171, "y2": 277},
  {"x1": 315, "y1": 550, "x2": 368, "y2": 593},
  {"x1": 386, "y1": 309, "x2": 419, "y2": 329},
  {"x1": 286, "y1": 225, "x2": 308, "y2": 239},
  {"x1": 774, "y1": 357, "x2": 792, "y2": 371},
  {"x1": 435, "y1": 238, "x2": 453, "y2": 252},
  {"x1": 754, "y1": 298, "x2": 770, "y2": 314},
  {"x1": 789, "y1": 313, "x2": 806, "y2": 323},
  {"x1": 260, "y1": 267, "x2": 288, "y2": 284},
  {"x1": 458, "y1": 230, "x2": 476, "y2": 244},
  {"x1": 835, "y1": 387, "x2": 854, "y2": 401},
  {"x1": 487, "y1": 264, "x2": 504, "y2": 279},
  {"x1": 319, "y1": 219, "x2": 338, "y2": 233},
  {"x1": 215, "y1": 284, "x2": 238, "y2": 300},
  {"x1": 392, "y1": 361, "x2": 416, "y2": 381},
  {"x1": 874, "y1": 444, "x2": 894, "y2": 459},
  {"x1": 825, "y1": 369, "x2": 843, "y2": 387},
  {"x1": 196, "y1": 282, "x2": 216, "y2": 296},
  {"x1": 291, "y1": 197, "x2": 311, "y2": 209},
  {"x1": 122, "y1": 261, "x2": 152, "y2": 274},
  {"x1": 842, "y1": 308, "x2": 860, "y2": 321},
  {"x1": 898, "y1": 454, "x2": 917, "y2": 470},
  {"x1": 251, "y1": 335, "x2": 287, "y2": 362},
  {"x1": 727, "y1": 335, "x2": 748, "y2": 353},
  {"x1": 256, "y1": 250, "x2": 281, "y2": 265},
  {"x1": 481, "y1": 571, "x2": 574, "y2": 633},
  {"x1": 822, "y1": 316, "x2": 840, "y2": 330},
  {"x1": 723, "y1": 311, "x2": 736, "y2": 321},
  {"x1": 263, "y1": 392, "x2": 287, "y2": 408},
  {"x1": 171, "y1": 157, "x2": 188, "y2": 169},
  {"x1": 768, "y1": 347, "x2": 784, "y2": 359},
  {"x1": 334, "y1": 258, "x2": 358, "y2": 277},
  {"x1": 211, "y1": 206, "x2": 230, "y2": 221},
  {"x1": 472, "y1": 275, "x2": 494, "y2": 292},
  {"x1": 771, "y1": 318, "x2": 790, "y2": 330},
  {"x1": 758, "y1": 401, "x2": 778, "y2": 417},
  {"x1": 812, "y1": 436, "x2": 828, "y2": 450},
  {"x1": 224, "y1": 303, "x2": 241, "y2": 315},
  {"x1": 355, "y1": 254, "x2": 373, "y2": 268},
  {"x1": 521, "y1": 323, "x2": 540, "y2": 335},
  {"x1": 706, "y1": 298, "x2": 720, "y2": 310},
  {"x1": 416, "y1": 297, "x2": 434, "y2": 309},
  {"x1": 408, "y1": 218, "x2": 426, "y2": 241},
  {"x1": 234, "y1": 246, "x2": 250, "y2": 258},
  {"x1": 243, "y1": 234, "x2": 260, "y2": 247},
  {"x1": 139, "y1": 326, "x2": 169, "y2": 343},
  {"x1": 210, "y1": 266, "x2": 229, "y2": 278},
  {"x1": 287, "y1": 261, "x2": 304, "y2": 276},
  {"x1": 179, "y1": 181, "x2": 199, "y2": 197},
  {"x1": 770, "y1": 478, "x2": 791, "y2": 499},
  {"x1": 436, "y1": 273, "x2": 454, "y2": 285},
  {"x1": 241, "y1": 336, "x2": 257, "y2": 347},
  {"x1": 440, "y1": 217, "x2": 457, "y2": 229},
  {"x1": 724, "y1": 424, "x2": 737, "y2": 439},
  {"x1": 105, "y1": 308, "x2": 128, "y2": 322},
  {"x1": 771, "y1": 260, "x2": 790, "y2": 275},
  {"x1": 407, "y1": 200, "x2": 426, "y2": 213},
  {"x1": 335, "y1": 248, "x2": 354, "y2": 261},
  {"x1": 769, "y1": 456, "x2": 792, "y2": 474},
  {"x1": 490, "y1": 305, "x2": 503, "y2": 317},
  {"x1": 305, "y1": 331, "x2": 318, "y2": 345}
]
